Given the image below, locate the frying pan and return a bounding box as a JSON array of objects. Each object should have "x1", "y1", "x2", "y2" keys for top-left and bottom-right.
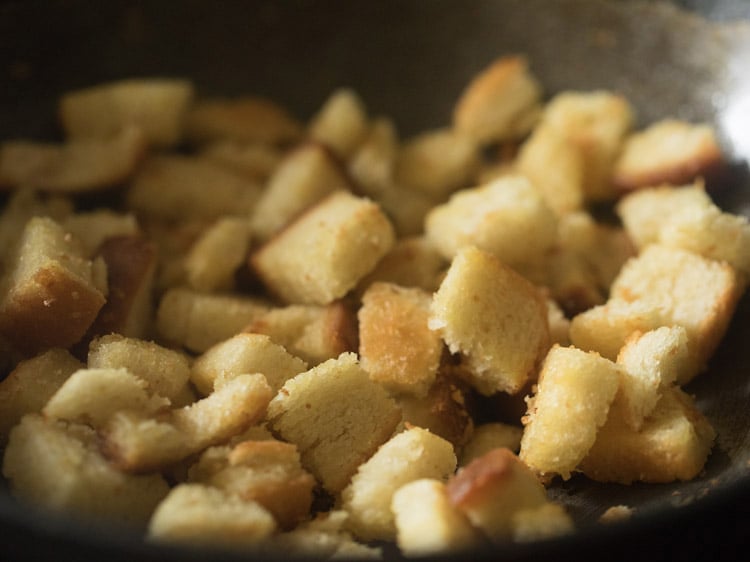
[{"x1": 1, "y1": 0, "x2": 749, "y2": 560}]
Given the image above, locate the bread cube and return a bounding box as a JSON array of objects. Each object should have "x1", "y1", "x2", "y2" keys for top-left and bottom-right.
[
  {"x1": 540, "y1": 90, "x2": 634, "y2": 200},
  {"x1": 266, "y1": 353, "x2": 401, "y2": 493},
  {"x1": 579, "y1": 388, "x2": 716, "y2": 484},
  {"x1": 43, "y1": 367, "x2": 170, "y2": 427},
  {"x1": 511, "y1": 503, "x2": 574, "y2": 542},
  {"x1": 615, "y1": 326, "x2": 690, "y2": 430},
  {"x1": 59, "y1": 79, "x2": 193, "y2": 147},
  {"x1": 460, "y1": 423, "x2": 523, "y2": 466},
  {"x1": 200, "y1": 141, "x2": 283, "y2": 183},
  {"x1": 519, "y1": 345, "x2": 621, "y2": 480},
  {"x1": 615, "y1": 181, "x2": 712, "y2": 250},
  {"x1": 191, "y1": 333, "x2": 307, "y2": 396},
  {"x1": 396, "y1": 374, "x2": 474, "y2": 449},
  {"x1": 250, "y1": 143, "x2": 351, "y2": 241},
  {"x1": 453, "y1": 55, "x2": 542, "y2": 144},
  {"x1": 127, "y1": 155, "x2": 262, "y2": 221},
  {"x1": 156, "y1": 287, "x2": 270, "y2": 353},
  {"x1": 517, "y1": 124, "x2": 585, "y2": 215},
  {"x1": 545, "y1": 249, "x2": 605, "y2": 316},
  {"x1": 392, "y1": 479, "x2": 481, "y2": 556},
  {"x1": 61, "y1": 210, "x2": 139, "y2": 257},
  {"x1": 0, "y1": 348, "x2": 82, "y2": 444},
  {"x1": 613, "y1": 120, "x2": 724, "y2": 191},
  {"x1": 245, "y1": 301, "x2": 357, "y2": 366},
  {"x1": 395, "y1": 128, "x2": 479, "y2": 199},
  {"x1": 148, "y1": 484, "x2": 276, "y2": 545},
  {"x1": 308, "y1": 89, "x2": 369, "y2": 159},
  {"x1": 0, "y1": 126, "x2": 146, "y2": 193},
  {"x1": 185, "y1": 96, "x2": 302, "y2": 145},
  {"x1": 546, "y1": 298, "x2": 571, "y2": 347},
  {"x1": 189, "y1": 440, "x2": 315, "y2": 529},
  {"x1": 341, "y1": 426, "x2": 457, "y2": 541},
  {"x1": 88, "y1": 334, "x2": 191, "y2": 403},
  {"x1": 446, "y1": 448, "x2": 549, "y2": 540},
  {"x1": 0, "y1": 217, "x2": 106, "y2": 354},
  {"x1": 251, "y1": 191, "x2": 395, "y2": 305},
  {"x1": 357, "y1": 236, "x2": 446, "y2": 294},
  {"x1": 3, "y1": 414, "x2": 169, "y2": 525},
  {"x1": 359, "y1": 282, "x2": 442, "y2": 397},
  {"x1": 349, "y1": 117, "x2": 399, "y2": 196},
  {"x1": 429, "y1": 246, "x2": 550, "y2": 395},
  {"x1": 184, "y1": 217, "x2": 252, "y2": 292},
  {"x1": 371, "y1": 181, "x2": 436, "y2": 237},
  {"x1": 103, "y1": 374, "x2": 272, "y2": 472},
  {"x1": 424, "y1": 175, "x2": 558, "y2": 270}
]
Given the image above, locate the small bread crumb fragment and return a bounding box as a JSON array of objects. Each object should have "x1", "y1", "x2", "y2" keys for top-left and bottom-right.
[{"x1": 599, "y1": 505, "x2": 633, "y2": 524}]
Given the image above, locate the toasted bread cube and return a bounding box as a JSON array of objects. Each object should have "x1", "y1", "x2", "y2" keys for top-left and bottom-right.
[
  {"x1": 613, "y1": 120, "x2": 724, "y2": 191},
  {"x1": 200, "y1": 141, "x2": 283, "y2": 183},
  {"x1": 0, "y1": 348, "x2": 82, "y2": 444},
  {"x1": 349, "y1": 117, "x2": 399, "y2": 196},
  {"x1": 191, "y1": 333, "x2": 307, "y2": 396},
  {"x1": 425, "y1": 175, "x2": 558, "y2": 269},
  {"x1": 82, "y1": 235, "x2": 157, "y2": 343},
  {"x1": 541, "y1": 91, "x2": 634, "y2": 201},
  {"x1": 103, "y1": 374, "x2": 273, "y2": 472},
  {"x1": 519, "y1": 346, "x2": 621, "y2": 480},
  {"x1": 308, "y1": 89, "x2": 369, "y2": 159},
  {"x1": 446, "y1": 448, "x2": 548, "y2": 541},
  {"x1": 127, "y1": 156, "x2": 262, "y2": 221},
  {"x1": 156, "y1": 287, "x2": 270, "y2": 353},
  {"x1": 0, "y1": 127, "x2": 146, "y2": 193},
  {"x1": 395, "y1": 128, "x2": 479, "y2": 199},
  {"x1": 610, "y1": 245, "x2": 743, "y2": 376},
  {"x1": 148, "y1": 484, "x2": 276, "y2": 545},
  {"x1": 453, "y1": 55, "x2": 542, "y2": 144},
  {"x1": 61, "y1": 210, "x2": 139, "y2": 257},
  {"x1": 546, "y1": 298, "x2": 571, "y2": 347},
  {"x1": 359, "y1": 282, "x2": 442, "y2": 397},
  {"x1": 185, "y1": 96, "x2": 302, "y2": 145},
  {"x1": 250, "y1": 144, "x2": 351, "y2": 241},
  {"x1": 615, "y1": 326, "x2": 690, "y2": 430},
  {"x1": 460, "y1": 423, "x2": 523, "y2": 466},
  {"x1": 59, "y1": 79, "x2": 193, "y2": 147},
  {"x1": 0, "y1": 217, "x2": 106, "y2": 354},
  {"x1": 511, "y1": 503, "x2": 574, "y2": 543},
  {"x1": 429, "y1": 246, "x2": 550, "y2": 395},
  {"x1": 245, "y1": 301, "x2": 357, "y2": 367},
  {"x1": 392, "y1": 479, "x2": 481, "y2": 556},
  {"x1": 341, "y1": 427, "x2": 457, "y2": 541},
  {"x1": 43, "y1": 367, "x2": 170, "y2": 426},
  {"x1": 615, "y1": 182, "x2": 712, "y2": 250},
  {"x1": 372, "y1": 181, "x2": 436, "y2": 237},
  {"x1": 189, "y1": 440, "x2": 315, "y2": 529},
  {"x1": 266, "y1": 353, "x2": 401, "y2": 493},
  {"x1": 358, "y1": 236, "x2": 446, "y2": 294},
  {"x1": 184, "y1": 217, "x2": 252, "y2": 292},
  {"x1": 251, "y1": 191, "x2": 395, "y2": 305},
  {"x1": 3, "y1": 415, "x2": 169, "y2": 525},
  {"x1": 579, "y1": 388, "x2": 716, "y2": 484},
  {"x1": 88, "y1": 334, "x2": 191, "y2": 403},
  {"x1": 517, "y1": 125, "x2": 585, "y2": 215}
]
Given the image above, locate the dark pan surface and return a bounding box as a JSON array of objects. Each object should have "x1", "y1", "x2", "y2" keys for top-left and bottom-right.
[{"x1": 1, "y1": 1, "x2": 749, "y2": 560}]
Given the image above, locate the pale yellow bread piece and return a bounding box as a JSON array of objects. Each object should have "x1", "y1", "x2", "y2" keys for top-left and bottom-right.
[
  {"x1": 511, "y1": 503, "x2": 574, "y2": 543},
  {"x1": 429, "y1": 246, "x2": 550, "y2": 396},
  {"x1": 61, "y1": 210, "x2": 139, "y2": 257},
  {"x1": 358, "y1": 282, "x2": 443, "y2": 398},
  {"x1": 251, "y1": 191, "x2": 395, "y2": 305},
  {"x1": 341, "y1": 426, "x2": 457, "y2": 541},
  {"x1": 460, "y1": 423, "x2": 523, "y2": 467},
  {"x1": 392, "y1": 479, "x2": 481, "y2": 556},
  {"x1": 308, "y1": 89, "x2": 369, "y2": 159},
  {"x1": 184, "y1": 217, "x2": 252, "y2": 293},
  {"x1": 348, "y1": 117, "x2": 399, "y2": 196},
  {"x1": 519, "y1": 345, "x2": 621, "y2": 480},
  {"x1": 453, "y1": 55, "x2": 542, "y2": 144},
  {"x1": 266, "y1": 353, "x2": 401, "y2": 494},
  {"x1": 579, "y1": 387, "x2": 716, "y2": 484}
]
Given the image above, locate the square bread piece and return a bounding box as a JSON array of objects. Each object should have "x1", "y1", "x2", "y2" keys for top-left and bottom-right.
[
  {"x1": 266, "y1": 353, "x2": 401, "y2": 494},
  {"x1": 251, "y1": 191, "x2": 395, "y2": 305},
  {"x1": 358, "y1": 282, "x2": 443, "y2": 397},
  {"x1": 571, "y1": 244, "x2": 744, "y2": 380},
  {"x1": 0, "y1": 216, "x2": 106, "y2": 355},
  {"x1": 579, "y1": 387, "x2": 716, "y2": 484},
  {"x1": 429, "y1": 246, "x2": 550, "y2": 396}
]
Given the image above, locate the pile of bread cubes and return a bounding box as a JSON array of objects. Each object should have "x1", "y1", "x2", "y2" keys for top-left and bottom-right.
[{"x1": 0, "y1": 54, "x2": 748, "y2": 558}]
